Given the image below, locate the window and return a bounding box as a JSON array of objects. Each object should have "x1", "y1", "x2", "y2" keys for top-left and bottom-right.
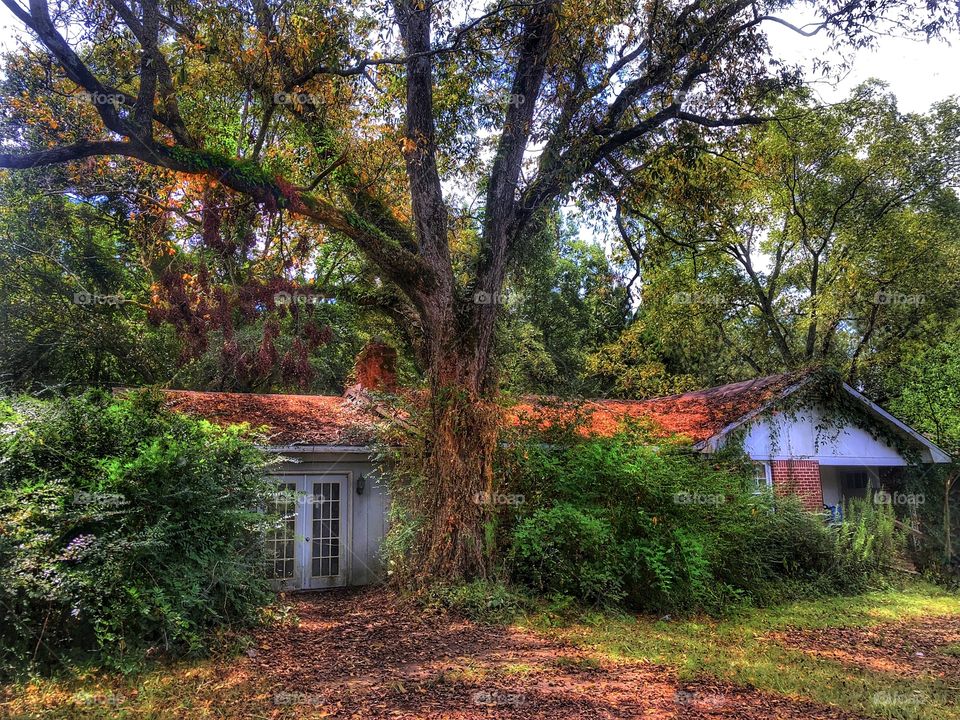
[
  {"x1": 752, "y1": 462, "x2": 771, "y2": 493},
  {"x1": 841, "y1": 470, "x2": 869, "y2": 490},
  {"x1": 265, "y1": 482, "x2": 296, "y2": 580}
]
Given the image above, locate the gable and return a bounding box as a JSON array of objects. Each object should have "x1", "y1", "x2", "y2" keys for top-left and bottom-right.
[
  {"x1": 703, "y1": 381, "x2": 950, "y2": 464},
  {"x1": 735, "y1": 403, "x2": 923, "y2": 465}
]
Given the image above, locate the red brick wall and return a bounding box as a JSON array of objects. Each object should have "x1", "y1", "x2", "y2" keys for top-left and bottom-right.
[
  {"x1": 353, "y1": 341, "x2": 397, "y2": 391},
  {"x1": 771, "y1": 460, "x2": 823, "y2": 511}
]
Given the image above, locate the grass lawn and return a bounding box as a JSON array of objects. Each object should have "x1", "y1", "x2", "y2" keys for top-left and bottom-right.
[
  {"x1": 527, "y1": 582, "x2": 960, "y2": 720},
  {"x1": 2, "y1": 582, "x2": 958, "y2": 719}
]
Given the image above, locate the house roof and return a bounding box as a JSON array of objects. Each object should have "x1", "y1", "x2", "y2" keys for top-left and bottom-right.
[
  {"x1": 154, "y1": 370, "x2": 950, "y2": 462},
  {"x1": 159, "y1": 372, "x2": 811, "y2": 448},
  {"x1": 511, "y1": 371, "x2": 812, "y2": 445},
  {"x1": 161, "y1": 390, "x2": 378, "y2": 447}
]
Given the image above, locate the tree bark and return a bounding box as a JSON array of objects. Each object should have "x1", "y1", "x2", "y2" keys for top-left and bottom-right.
[
  {"x1": 946, "y1": 472, "x2": 956, "y2": 565},
  {"x1": 408, "y1": 308, "x2": 500, "y2": 582}
]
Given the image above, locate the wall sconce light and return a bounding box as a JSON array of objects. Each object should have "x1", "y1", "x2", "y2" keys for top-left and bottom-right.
[{"x1": 356, "y1": 474, "x2": 366, "y2": 495}]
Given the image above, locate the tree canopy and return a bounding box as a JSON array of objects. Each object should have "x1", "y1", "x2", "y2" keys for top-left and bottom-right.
[{"x1": 1, "y1": 0, "x2": 957, "y2": 579}]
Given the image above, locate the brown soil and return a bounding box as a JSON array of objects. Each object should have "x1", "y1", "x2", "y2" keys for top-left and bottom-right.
[
  {"x1": 770, "y1": 614, "x2": 960, "y2": 681},
  {"x1": 231, "y1": 587, "x2": 870, "y2": 719}
]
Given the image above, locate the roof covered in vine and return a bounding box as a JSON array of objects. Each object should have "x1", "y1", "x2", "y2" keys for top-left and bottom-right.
[
  {"x1": 511, "y1": 370, "x2": 814, "y2": 444},
  {"x1": 162, "y1": 389, "x2": 379, "y2": 447},
  {"x1": 160, "y1": 370, "x2": 816, "y2": 448}
]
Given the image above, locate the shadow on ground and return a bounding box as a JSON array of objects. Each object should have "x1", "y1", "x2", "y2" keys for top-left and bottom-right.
[{"x1": 231, "y1": 587, "x2": 869, "y2": 719}]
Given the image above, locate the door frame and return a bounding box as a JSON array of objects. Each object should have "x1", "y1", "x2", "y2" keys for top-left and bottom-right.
[{"x1": 268, "y1": 470, "x2": 353, "y2": 589}]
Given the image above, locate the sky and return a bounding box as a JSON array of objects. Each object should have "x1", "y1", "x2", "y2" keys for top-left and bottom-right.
[
  {"x1": 0, "y1": 3, "x2": 956, "y2": 112},
  {"x1": 766, "y1": 10, "x2": 960, "y2": 114}
]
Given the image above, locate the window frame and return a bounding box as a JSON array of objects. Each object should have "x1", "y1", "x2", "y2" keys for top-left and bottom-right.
[{"x1": 752, "y1": 461, "x2": 773, "y2": 494}]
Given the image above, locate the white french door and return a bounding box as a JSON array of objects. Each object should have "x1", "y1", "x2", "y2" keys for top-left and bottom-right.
[
  {"x1": 265, "y1": 472, "x2": 350, "y2": 590},
  {"x1": 302, "y1": 475, "x2": 349, "y2": 589}
]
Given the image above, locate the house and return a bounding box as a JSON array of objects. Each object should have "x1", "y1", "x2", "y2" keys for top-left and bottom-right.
[{"x1": 160, "y1": 347, "x2": 950, "y2": 589}]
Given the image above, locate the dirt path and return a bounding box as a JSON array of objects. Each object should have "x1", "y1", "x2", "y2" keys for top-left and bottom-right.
[{"x1": 230, "y1": 588, "x2": 869, "y2": 719}]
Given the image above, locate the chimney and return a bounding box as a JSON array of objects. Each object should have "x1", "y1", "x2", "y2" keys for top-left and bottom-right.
[{"x1": 350, "y1": 340, "x2": 397, "y2": 393}]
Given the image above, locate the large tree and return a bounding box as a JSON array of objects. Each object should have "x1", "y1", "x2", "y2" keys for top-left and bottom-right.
[
  {"x1": 612, "y1": 86, "x2": 960, "y2": 387},
  {"x1": 0, "y1": 0, "x2": 954, "y2": 580}
]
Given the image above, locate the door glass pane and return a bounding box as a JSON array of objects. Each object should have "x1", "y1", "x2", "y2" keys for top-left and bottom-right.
[
  {"x1": 266, "y1": 482, "x2": 296, "y2": 579},
  {"x1": 312, "y1": 481, "x2": 341, "y2": 577}
]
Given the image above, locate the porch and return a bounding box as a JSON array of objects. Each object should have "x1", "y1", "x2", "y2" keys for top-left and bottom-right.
[{"x1": 768, "y1": 460, "x2": 910, "y2": 518}]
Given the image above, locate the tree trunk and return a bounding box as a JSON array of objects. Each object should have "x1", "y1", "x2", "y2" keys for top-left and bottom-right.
[
  {"x1": 392, "y1": 291, "x2": 502, "y2": 584},
  {"x1": 945, "y1": 472, "x2": 956, "y2": 565},
  {"x1": 418, "y1": 377, "x2": 498, "y2": 580},
  {"x1": 411, "y1": 345, "x2": 499, "y2": 582}
]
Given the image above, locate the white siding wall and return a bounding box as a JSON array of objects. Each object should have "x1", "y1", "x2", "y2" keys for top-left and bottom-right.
[
  {"x1": 271, "y1": 451, "x2": 388, "y2": 586},
  {"x1": 733, "y1": 404, "x2": 918, "y2": 466}
]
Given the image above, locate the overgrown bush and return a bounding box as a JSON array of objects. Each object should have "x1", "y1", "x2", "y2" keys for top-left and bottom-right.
[
  {"x1": 835, "y1": 497, "x2": 904, "y2": 588},
  {"x1": 0, "y1": 390, "x2": 275, "y2": 676},
  {"x1": 499, "y1": 422, "x2": 906, "y2": 614},
  {"x1": 510, "y1": 504, "x2": 626, "y2": 603},
  {"x1": 898, "y1": 464, "x2": 960, "y2": 585},
  {"x1": 422, "y1": 580, "x2": 529, "y2": 624}
]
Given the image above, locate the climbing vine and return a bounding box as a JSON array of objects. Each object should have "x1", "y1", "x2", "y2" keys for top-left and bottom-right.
[{"x1": 748, "y1": 369, "x2": 923, "y2": 464}]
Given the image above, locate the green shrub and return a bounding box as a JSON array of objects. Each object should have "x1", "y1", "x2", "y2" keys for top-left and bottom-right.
[
  {"x1": 510, "y1": 504, "x2": 625, "y2": 604},
  {"x1": 895, "y1": 464, "x2": 959, "y2": 584},
  {"x1": 423, "y1": 580, "x2": 529, "y2": 624},
  {"x1": 500, "y1": 423, "x2": 907, "y2": 615},
  {"x1": 834, "y1": 496, "x2": 905, "y2": 588},
  {"x1": 0, "y1": 390, "x2": 275, "y2": 676}
]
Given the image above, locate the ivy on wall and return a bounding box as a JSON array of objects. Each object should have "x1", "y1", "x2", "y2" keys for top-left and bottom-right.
[{"x1": 731, "y1": 368, "x2": 924, "y2": 464}]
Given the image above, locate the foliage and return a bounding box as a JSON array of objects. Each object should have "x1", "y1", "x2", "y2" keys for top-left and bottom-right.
[
  {"x1": 890, "y1": 330, "x2": 960, "y2": 456},
  {"x1": 422, "y1": 580, "x2": 529, "y2": 625},
  {"x1": 610, "y1": 86, "x2": 960, "y2": 386},
  {"x1": 834, "y1": 497, "x2": 905, "y2": 588},
  {"x1": 897, "y1": 463, "x2": 960, "y2": 582},
  {"x1": 510, "y1": 504, "x2": 626, "y2": 604},
  {"x1": 496, "y1": 223, "x2": 633, "y2": 396},
  {"x1": 885, "y1": 335, "x2": 960, "y2": 579},
  {"x1": 500, "y1": 419, "x2": 906, "y2": 614},
  {"x1": 0, "y1": 390, "x2": 275, "y2": 676},
  {"x1": 584, "y1": 320, "x2": 700, "y2": 398},
  {"x1": 0, "y1": 172, "x2": 179, "y2": 391}
]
